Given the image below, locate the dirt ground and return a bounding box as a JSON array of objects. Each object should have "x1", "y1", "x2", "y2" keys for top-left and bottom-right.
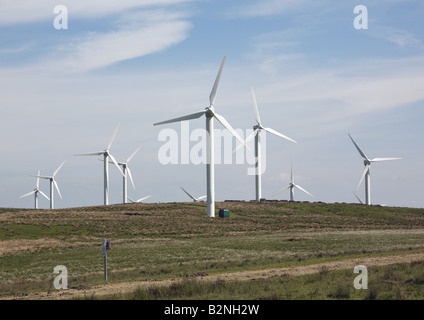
[{"x1": 3, "y1": 252, "x2": 424, "y2": 300}]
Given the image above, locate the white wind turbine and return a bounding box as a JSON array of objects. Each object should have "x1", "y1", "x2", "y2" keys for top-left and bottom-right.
[
  {"x1": 20, "y1": 170, "x2": 50, "y2": 209},
  {"x1": 273, "y1": 162, "x2": 313, "y2": 201},
  {"x1": 348, "y1": 134, "x2": 401, "y2": 205},
  {"x1": 103, "y1": 146, "x2": 142, "y2": 204},
  {"x1": 180, "y1": 186, "x2": 206, "y2": 202},
  {"x1": 32, "y1": 161, "x2": 66, "y2": 209},
  {"x1": 235, "y1": 87, "x2": 297, "y2": 201},
  {"x1": 153, "y1": 56, "x2": 247, "y2": 217},
  {"x1": 128, "y1": 195, "x2": 152, "y2": 203},
  {"x1": 75, "y1": 124, "x2": 124, "y2": 205}
]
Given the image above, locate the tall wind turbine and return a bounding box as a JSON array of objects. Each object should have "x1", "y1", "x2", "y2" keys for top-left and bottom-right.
[
  {"x1": 180, "y1": 186, "x2": 206, "y2": 202},
  {"x1": 348, "y1": 134, "x2": 401, "y2": 205},
  {"x1": 236, "y1": 87, "x2": 297, "y2": 201},
  {"x1": 20, "y1": 170, "x2": 50, "y2": 209},
  {"x1": 153, "y1": 56, "x2": 247, "y2": 217},
  {"x1": 75, "y1": 124, "x2": 124, "y2": 205},
  {"x1": 32, "y1": 161, "x2": 66, "y2": 209},
  {"x1": 273, "y1": 162, "x2": 313, "y2": 201}
]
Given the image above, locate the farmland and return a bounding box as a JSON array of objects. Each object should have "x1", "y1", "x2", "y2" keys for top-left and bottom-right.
[{"x1": 1, "y1": 201, "x2": 424, "y2": 300}]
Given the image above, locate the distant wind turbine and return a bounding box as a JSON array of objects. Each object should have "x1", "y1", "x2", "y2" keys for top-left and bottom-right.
[
  {"x1": 75, "y1": 124, "x2": 124, "y2": 205},
  {"x1": 153, "y1": 56, "x2": 247, "y2": 217},
  {"x1": 20, "y1": 170, "x2": 50, "y2": 209},
  {"x1": 32, "y1": 161, "x2": 65, "y2": 209},
  {"x1": 180, "y1": 186, "x2": 206, "y2": 202},
  {"x1": 273, "y1": 162, "x2": 313, "y2": 201},
  {"x1": 235, "y1": 87, "x2": 297, "y2": 201},
  {"x1": 128, "y1": 195, "x2": 152, "y2": 203},
  {"x1": 348, "y1": 134, "x2": 401, "y2": 205},
  {"x1": 103, "y1": 146, "x2": 142, "y2": 204}
]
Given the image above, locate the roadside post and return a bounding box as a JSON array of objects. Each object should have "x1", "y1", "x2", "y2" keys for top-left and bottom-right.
[{"x1": 101, "y1": 238, "x2": 111, "y2": 281}]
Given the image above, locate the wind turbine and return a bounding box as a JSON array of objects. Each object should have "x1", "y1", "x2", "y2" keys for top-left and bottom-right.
[
  {"x1": 235, "y1": 87, "x2": 297, "y2": 201},
  {"x1": 153, "y1": 56, "x2": 247, "y2": 217},
  {"x1": 128, "y1": 195, "x2": 152, "y2": 203},
  {"x1": 75, "y1": 124, "x2": 124, "y2": 205},
  {"x1": 20, "y1": 170, "x2": 50, "y2": 209},
  {"x1": 273, "y1": 162, "x2": 313, "y2": 201},
  {"x1": 348, "y1": 134, "x2": 402, "y2": 205},
  {"x1": 180, "y1": 186, "x2": 206, "y2": 202},
  {"x1": 32, "y1": 161, "x2": 66, "y2": 209},
  {"x1": 103, "y1": 146, "x2": 142, "y2": 204}
]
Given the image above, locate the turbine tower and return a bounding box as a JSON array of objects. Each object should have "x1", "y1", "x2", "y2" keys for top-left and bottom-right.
[
  {"x1": 20, "y1": 170, "x2": 50, "y2": 209},
  {"x1": 348, "y1": 134, "x2": 401, "y2": 205},
  {"x1": 235, "y1": 87, "x2": 297, "y2": 201},
  {"x1": 153, "y1": 56, "x2": 247, "y2": 217},
  {"x1": 180, "y1": 186, "x2": 206, "y2": 202},
  {"x1": 75, "y1": 124, "x2": 124, "y2": 205},
  {"x1": 273, "y1": 162, "x2": 313, "y2": 201},
  {"x1": 32, "y1": 161, "x2": 66, "y2": 209}
]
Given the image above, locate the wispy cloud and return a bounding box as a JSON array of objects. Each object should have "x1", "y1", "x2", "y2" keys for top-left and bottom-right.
[
  {"x1": 371, "y1": 26, "x2": 423, "y2": 49},
  {"x1": 48, "y1": 20, "x2": 192, "y2": 73},
  {"x1": 0, "y1": 0, "x2": 193, "y2": 25}
]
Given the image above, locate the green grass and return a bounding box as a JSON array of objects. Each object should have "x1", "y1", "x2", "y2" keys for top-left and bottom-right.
[
  {"x1": 99, "y1": 261, "x2": 424, "y2": 300},
  {"x1": 1, "y1": 201, "x2": 424, "y2": 298}
]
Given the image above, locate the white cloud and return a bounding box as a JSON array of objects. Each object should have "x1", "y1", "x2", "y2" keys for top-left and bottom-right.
[
  {"x1": 371, "y1": 26, "x2": 423, "y2": 48},
  {"x1": 48, "y1": 20, "x2": 192, "y2": 73},
  {"x1": 0, "y1": 0, "x2": 193, "y2": 25}
]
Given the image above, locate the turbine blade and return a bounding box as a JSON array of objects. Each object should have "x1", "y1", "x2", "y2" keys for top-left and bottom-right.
[
  {"x1": 153, "y1": 110, "x2": 205, "y2": 126},
  {"x1": 109, "y1": 153, "x2": 124, "y2": 176},
  {"x1": 353, "y1": 191, "x2": 363, "y2": 204},
  {"x1": 127, "y1": 146, "x2": 142, "y2": 163},
  {"x1": 74, "y1": 151, "x2": 104, "y2": 156},
  {"x1": 197, "y1": 195, "x2": 207, "y2": 200},
  {"x1": 213, "y1": 112, "x2": 250, "y2": 151},
  {"x1": 233, "y1": 128, "x2": 259, "y2": 153},
  {"x1": 251, "y1": 87, "x2": 262, "y2": 125},
  {"x1": 180, "y1": 186, "x2": 196, "y2": 201},
  {"x1": 20, "y1": 190, "x2": 35, "y2": 198},
  {"x1": 348, "y1": 134, "x2": 369, "y2": 161},
  {"x1": 39, "y1": 190, "x2": 50, "y2": 201},
  {"x1": 137, "y1": 195, "x2": 152, "y2": 202},
  {"x1": 371, "y1": 157, "x2": 402, "y2": 162},
  {"x1": 291, "y1": 162, "x2": 294, "y2": 184},
  {"x1": 209, "y1": 56, "x2": 226, "y2": 106},
  {"x1": 30, "y1": 175, "x2": 50, "y2": 180},
  {"x1": 356, "y1": 164, "x2": 369, "y2": 192},
  {"x1": 107, "y1": 123, "x2": 120, "y2": 150},
  {"x1": 262, "y1": 127, "x2": 297, "y2": 144},
  {"x1": 127, "y1": 196, "x2": 135, "y2": 203},
  {"x1": 53, "y1": 160, "x2": 66, "y2": 177},
  {"x1": 294, "y1": 184, "x2": 313, "y2": 197},
  {"x1": 272, "y1": 185, "x2": 290, "y2": 196},
  {"x1": 36, "y1": 170, "x2": 40, "y2": 189},
  {"x1": 127, "y1": 167, "x2": 135, "y2": 190},
  {"x1": 54, "y1": 180, "x2": 62, "y2": 199}
]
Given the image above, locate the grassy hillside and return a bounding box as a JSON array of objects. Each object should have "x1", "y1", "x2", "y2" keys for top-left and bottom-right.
[{"x1": 1, "y1": 201, "x2": 424, "y2": 298}]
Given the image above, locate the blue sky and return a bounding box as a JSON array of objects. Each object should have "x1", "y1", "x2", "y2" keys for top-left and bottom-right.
[{"x1": 1, "y1": 0, "x2": 423, "y2": 209}]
